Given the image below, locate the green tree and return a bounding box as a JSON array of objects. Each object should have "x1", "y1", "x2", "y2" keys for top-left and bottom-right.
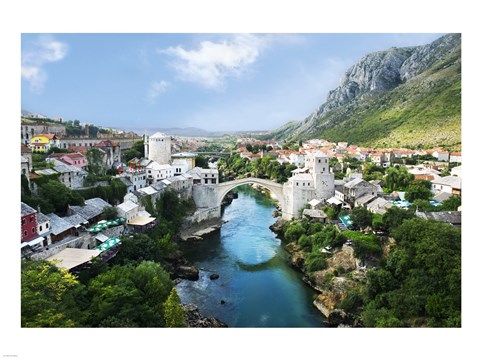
[
  {"x1": 39, "y1": 180, "x2": 84, "y2": 214},
  {"x1": 21, "y1": 260, "x2": 86, "y2": 327},
  {"x1": 195, "y1": 155, "x2": 210, "y2": 169},
  {"x1": 102, "y1": 206, "x2": 118, "y2": 220},
  {"x1": 382, "y1": 206, "x2": 415, "y2": 232},
  {"x1": 86, "y1": 148, "x2": 106, "y2": 176},
  {"x1": 164, "y1": 288, "x2": 187, "y2": 327},
  {"x1": 405, "y1": 185, "x2": 432, "y2": 202},
  {"x1": 384, "y1": 166, "x2": 414, "y2": 191},
  {"x1": 350, "y1": 207, "x2": 373, "y2": 229},
  {"x1": 284, "y1": 223, "x2": 306, "y2": 242},
  {"x1": 87, "y1": 261, "x2": 172, "y2": 327},
  {"x1": 440, "y1": 195, "x2": 461, "y2": 211}
]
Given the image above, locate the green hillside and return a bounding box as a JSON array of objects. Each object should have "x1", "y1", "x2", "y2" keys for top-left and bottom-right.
[
  {"x1": 318, "y1": 52, "x2": 461, "y2": 150},
  {"x1": 270, "y1": 34, "x2": 461, "y2": 151}
]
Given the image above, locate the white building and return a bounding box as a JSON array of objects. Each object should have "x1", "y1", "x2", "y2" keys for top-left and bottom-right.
[
  {"x1": 449, "y1": 152, "x2": 462, "y2": 163},
  {"x1": 116, "y1": 200, "x2": 140, "y2": 222},
  {"x1": 188, "y1": 167, "x2": 219, "y2": 185},
  {"x1": 145, "y1": 161, "x2": 174, "y2": 183},
  {"x1": 432, "y1": 150, "x2": 449, "y2": 162},
  {"x1": 144, "y1": 132, "x2": 171, "y2": 165},
  {"x1": 282, "y1": 152, "x2": 335, "y2": 219},
  {"x1": 432, "y1": 176, "x2": 461, "y2": 196}
]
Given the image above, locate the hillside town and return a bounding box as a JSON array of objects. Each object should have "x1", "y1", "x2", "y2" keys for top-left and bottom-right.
[{"x1": 20, "y1": 115, "x2": 462, "y2": 275}]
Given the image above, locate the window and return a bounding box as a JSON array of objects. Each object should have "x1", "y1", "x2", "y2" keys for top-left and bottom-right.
[
  {"x1": 31, "y1": 227, "x2": 36, "y2": 234},
  {"x1": 30, "y1": 215, "x2": 34, "y2": 222},
  {"x1": 46, "y1": 223, "x2": 49, "y2": 228},
  {"x1": 212, "y1": 179, "x2": 216, "y2": 184},
  {"x1": 323, "y1": 168, "x2": 325, "y2": 171},
  {"x1": 24, "y1": 231, "x2": 27, "y2": 237},
  {"x1": 39, "y1": 225, "x2": 43, "y2": 231},
  {"x1": 22, "y1": 218, "x2": 26, "y2": 225},
  {"x1": 296, "y1": 182, "x2": 299, "y2": 186}
]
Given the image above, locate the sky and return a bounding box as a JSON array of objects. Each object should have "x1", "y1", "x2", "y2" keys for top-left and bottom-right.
[{"x1": 21, "y1": 33, "x2": 445, "y2": 133}]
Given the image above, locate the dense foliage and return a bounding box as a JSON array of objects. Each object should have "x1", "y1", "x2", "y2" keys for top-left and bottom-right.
[
  {"x1": 22, "y1": 179, "x2": 85, "y2": 215},
  {"x1": 122, "y1": 140, "x2": 145, "y2": 162},
  {"x1": 74, "y1": 178, "x2": 127, "y2": 205},
  {"x1": 218, "y1": 153, "x2": 296, "y2": 183},
  {"x1": 362, "y1": 218, "x2": 461, "y2": 327}
]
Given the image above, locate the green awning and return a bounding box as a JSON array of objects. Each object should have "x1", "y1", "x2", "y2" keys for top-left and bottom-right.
[{"x1": 96, "y1": 237, "x2": 121, "y2": 252}]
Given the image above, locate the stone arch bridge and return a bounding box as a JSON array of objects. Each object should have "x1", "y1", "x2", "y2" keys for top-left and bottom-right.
[
  {"x1": 216, "y1": 177, "x2": 284, "y2": 209},
  {"x1": 191, "y1": 177, "x2": 285, "y2": 221}
]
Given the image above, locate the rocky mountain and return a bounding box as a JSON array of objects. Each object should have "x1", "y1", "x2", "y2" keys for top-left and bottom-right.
[{"x1": 271, "y1": 33, "x2": 461, "y2": 150}]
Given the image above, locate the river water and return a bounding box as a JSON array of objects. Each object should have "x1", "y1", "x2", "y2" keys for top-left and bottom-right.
[{"x1": 176, "y1": 185, "x2": 326, "y2": 327}]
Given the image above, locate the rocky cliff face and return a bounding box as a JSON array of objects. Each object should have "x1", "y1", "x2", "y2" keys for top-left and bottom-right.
[{"x1": 271, "y1": 33, "x2": 461, "y2": 148}]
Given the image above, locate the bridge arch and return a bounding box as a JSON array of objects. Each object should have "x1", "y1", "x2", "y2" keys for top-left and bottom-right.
[{"x1": 216, "y1": 178, "x2": 285, "y2": 210}]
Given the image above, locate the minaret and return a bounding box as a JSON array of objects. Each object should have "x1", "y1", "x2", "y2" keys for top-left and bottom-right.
[{"x1": 144, "y1": 130, "x2": 149, "y2": 159}]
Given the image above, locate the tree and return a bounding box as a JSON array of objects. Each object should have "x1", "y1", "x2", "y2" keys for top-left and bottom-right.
[
  {"x1": 440, "y1": 195, "x2": 461, "y2": 211},
  {"x1": 102, "y1": 206, "x2": 118, "y2": 220},
  {"x1": 382, "y1": 206, "x2": 415, "y2": 232},
  {"x1": 164, "y1": 288, "x2": 187, "y2": 327},
  {"x1": 22, "y1": 260, "x2": 85, "y2": 327},
  {"x1": 384, "y1": 166, "x2": 414, "y2": 191},
  {"x1": 39, "y1": 180, "x2": 84, "y2": 214},
  {"x1": 195, "y1": 155, "x2": 209, "y2": 169},
  {"x1": 86, "y1": 148, "x2": 106, "y2": 176},
  {"x1": 87, "y1": 261, "x2": 172, "y2": 327},
  {"x1": 350, "y1": 207, "x2": 373, "y2": 229},
  {"x1": 405, "y1": 185, "x2": 432, "y2": 202}
]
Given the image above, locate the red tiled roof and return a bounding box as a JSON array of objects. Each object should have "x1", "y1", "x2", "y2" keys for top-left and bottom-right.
[
  {"x1": 67, "y1": 152, "x2": 86, "y2": 159},
  {"x1": 450, "y1": 152, "x2": 461, "y2": 156},
  {"x1": 414, "y1": 174, "x2": 435, "y2": 181},
  {"x1": 21, "y1": 144, "x2": 32, "y2": 152}
]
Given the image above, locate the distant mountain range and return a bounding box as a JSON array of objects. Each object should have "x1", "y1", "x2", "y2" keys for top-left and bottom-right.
[
  {"x1": 269, "y1": 33, "x2": 461, "y2": 150},
  {"x1": 133, "y1": 127, "x2": 270, "y2": 138}
]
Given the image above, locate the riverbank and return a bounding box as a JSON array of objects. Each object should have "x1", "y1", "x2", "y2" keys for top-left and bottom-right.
[{"x1": 270, "y1": 218, "x2": 365, "y2": 327}]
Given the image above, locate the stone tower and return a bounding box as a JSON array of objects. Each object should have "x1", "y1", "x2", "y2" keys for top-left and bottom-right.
[
  {"x1": 282, "y1": 152, "x2": 335, "y2": 220},
  {"x1": 145, "y1": 132, "x2": 171, "y2": 165},
  {"x1": 306, "y1": 152, "x2": 335, "y2": 200}
]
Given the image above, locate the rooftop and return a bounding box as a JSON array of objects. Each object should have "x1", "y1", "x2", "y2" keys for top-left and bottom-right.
[
  {"x1": 46, "y1": 213, "x2": 74, "y2": 235},
  {"x1": 21, "y1": 202, "x2": 36, "y2": 216}
]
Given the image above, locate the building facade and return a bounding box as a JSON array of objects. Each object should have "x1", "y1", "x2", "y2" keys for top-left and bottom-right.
[{"x1": 145, "y1": 132, "x2": 172, "y2": 165}]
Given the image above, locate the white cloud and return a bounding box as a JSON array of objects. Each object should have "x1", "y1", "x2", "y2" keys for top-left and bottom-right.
[
  {"x1": 159, "y1": 34, "x2": 265, "y2": 89},
  {"x1": 147, "y1": 80, "x2": 170, "y2": 103},
  {"x1": 21, "y1": 35, "x2": 68, "y2": 93}
]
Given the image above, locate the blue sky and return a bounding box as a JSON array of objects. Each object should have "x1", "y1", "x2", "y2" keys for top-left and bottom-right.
[{"x1": 21, "y1": 33, "x2": 444, "y2": 133}]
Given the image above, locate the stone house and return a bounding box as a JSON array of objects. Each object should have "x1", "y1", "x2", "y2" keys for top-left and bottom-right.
[
  {"x1": 68, "y1": 198, "x2": 112, "y2": 225},
  {"x1": 46, "y1": 213, "x2": 76, "y2": 243},
  {"x1": 341, "y1": 178, "x2": 378, "y2": 206},
  {"x1": 431, "y1": 176, "x2": 461, "y2": 196},
  {"x1": 146, "y1": 161, "x2": 175, "y2": 184},
  {"x1": 432, "y1": 150, "x2": 449, "y2": 162},
  {"x1": 449, "y1": 152, "x2": 462, "y2": 163},
  {"x1": 47, "y1": 159, "x2": 88, "y2": 189}
]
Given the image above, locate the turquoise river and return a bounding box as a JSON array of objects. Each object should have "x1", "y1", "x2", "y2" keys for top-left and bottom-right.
[{"x1": 176, "y1": 185, "x2": 326, "y2": 327}]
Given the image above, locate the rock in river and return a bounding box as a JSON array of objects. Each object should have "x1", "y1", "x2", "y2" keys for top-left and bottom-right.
[{"x1": 175, "y1": 265, "x2": 200, "y2": 281}]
